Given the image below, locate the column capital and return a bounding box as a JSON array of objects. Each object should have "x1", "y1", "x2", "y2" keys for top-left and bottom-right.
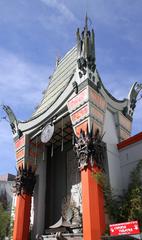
[
  {"x1": 74, "y1": 126, "x2": 106, "y2": 171},
  {"x1": 14, "y1": 164, "x2": 36, "y2": 196}
]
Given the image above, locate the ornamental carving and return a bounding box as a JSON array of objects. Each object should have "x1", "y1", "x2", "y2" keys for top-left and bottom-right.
[
  {"x1": 76, "y1": 15, "x2": 96, "y2": 78},
  {"x1": 74, "y1": 127, "x2": 105, "y2": 171},
  {"x1": 72, "y1": 81, "x2": 78, "y2": 94},
  {"x1": 123, "y1": 82, "x2": 142, "y2": 118},
  {"x1": 48, "y1": 197, "x2": 82, "y2": 235},
  {"x1": 13, "y1": 164, "x2": 36, "y2": 196},
  {"x1": 3, "y1": 105, "x2": 22, "y2": 137}
]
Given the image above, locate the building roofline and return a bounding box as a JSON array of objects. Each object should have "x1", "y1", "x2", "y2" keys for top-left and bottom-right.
[
  {"x1": 0, "y1": 173, "x2": 15, "y2": 181},
  {"x1": 117, "y1": 132, "x2": 142, "y2": 150}
]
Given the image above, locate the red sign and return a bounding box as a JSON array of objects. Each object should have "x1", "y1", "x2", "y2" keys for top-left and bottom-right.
[
  {"x1": 16, "y1": 148, "x2": 25, "y2": 161},
  {"x1": 15, "y1": 135, "x2": 25, "y2": 150},
  {"x1": 67, "y1": 88, "x2": 88, "y2": 112},
  {"x1": 110, "y1": 221, "x2": 140, "y2": 236},
  {"x1": 70, "y1": 105, "x2": 89, "y2": 124}
]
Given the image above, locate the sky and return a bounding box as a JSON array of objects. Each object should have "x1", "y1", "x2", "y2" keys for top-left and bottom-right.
[{"x1": 0, "y1": 0, "x2": 142, "y2": 175}]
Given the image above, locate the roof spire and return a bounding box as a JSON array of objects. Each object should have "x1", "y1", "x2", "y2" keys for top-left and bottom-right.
[
  {"x1": 85, "y1": 12, "x2": 88, "y2": 31},
  {"x1": 76, "y1": 15, "x2": 96, "y2": 72}
]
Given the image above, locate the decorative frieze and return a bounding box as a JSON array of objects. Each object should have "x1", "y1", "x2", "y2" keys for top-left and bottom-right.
[
  {"x1": 15, "y1": 135, "x2": 25, "y2": 150},
  {"x1": 68, "y1": 85, "x2": 107, "y2": 143},
  {"x1": 29, "y1": 138, "x2": 44, "y2": 164},
  {"x1": 15, "y1": 135, "x2": 28, "y2": 166},
  {"x1": 16, "y1": 148, "x2": 25, "y2": 162},
  {"x1": 90, "y1": 104, "x2": 104, "y2": 124},
  {"x1": 92, "y1": 122, "x2": 102, "y2": 135},
  {"x1": 119, "y1": 128, "x2": 131, "y2": 142},
  {"x1": 89, "y1": 87, "x2": 107, "y2": 111},
  {"x1": 70, "y1": 105, "x2": 89, "y2": 125},
  {"x1": 116, "y1": 112, "x2": 132, "y2": 142},
  {"x1": 118, "y1": 112, "x2": 132, "y2": 133},
  {"x1": 67, "y1": 88, "x2": 88, "y2": 113},
  {"x1": 75, "y1": 120, "x2": 88, "y2": 137}
]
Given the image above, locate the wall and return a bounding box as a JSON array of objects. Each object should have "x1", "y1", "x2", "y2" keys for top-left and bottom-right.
[
  {"x1": 103, "y1": 109, "x2": 122, "y2": 193},
  {"x1": 0, "y1": 180, "x2": 14, "y2": 207},
  {"x1": 45, "y1": 146, "x2": 67, "y2": 227},
  {"x1": 119, "y1": 140, "x2": 142, "y2": 190},
  {"x1": 45, "y1": 142, "x2": 77, "y2": 229},
  {"x1": 32, "y1": 147, "x2": 47, "y2": 238}
]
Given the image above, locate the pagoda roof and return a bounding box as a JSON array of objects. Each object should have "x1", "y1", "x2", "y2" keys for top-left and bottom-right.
[
  {"x1": 16, "y1": 46, "x2": 78, "y2": 134},
  {"x1": 3, "y1": 17, "x2": 141, "y2": 138},
  {"x1": 32, "y1": 46, "x2": 77, "y2": 118}
]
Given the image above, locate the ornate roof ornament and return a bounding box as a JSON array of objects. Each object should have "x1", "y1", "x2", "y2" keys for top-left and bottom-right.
[
  {"x1": 123, "y1": 82, "x2": 142, "y2": 118},
  {"x1": 74, "y1": 126, "x2": 106, "y2": 171},
  {"x1": 76, "y1": 14, "x2": 96, "y2": 79},
  {"x1": 2, "y1": 105, "x2": 22, "y2": 138},
  {"x1": 72, "y1": 81, "x2": 78, "y2": 94}
]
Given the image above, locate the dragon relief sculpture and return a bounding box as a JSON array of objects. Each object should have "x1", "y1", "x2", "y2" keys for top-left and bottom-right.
[
  {"x1": 13, "y1": 164, "x2": 36, "y2": 196},
  {"x1": 3, "y1": 105, "x2": 22, "y2": 137},
  {"x1": 74, "y1": 127, "x2": 106, "y2": 171},
  {"x1": 123, "y1": 82, "x2": 142, "y2": 118}
]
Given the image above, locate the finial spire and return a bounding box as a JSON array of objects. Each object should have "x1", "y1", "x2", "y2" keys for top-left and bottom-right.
[
  {"x1": 76, "y1": 15, "x2": 96, "y2": 73},
  {"x1": 85, "y1": 13, "x2": 88, "y2": 30}
]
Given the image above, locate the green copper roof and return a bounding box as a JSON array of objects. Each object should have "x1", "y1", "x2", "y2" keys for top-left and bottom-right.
[{"x1": 32, "y1": 46, "x2": 77, "y2": 118}]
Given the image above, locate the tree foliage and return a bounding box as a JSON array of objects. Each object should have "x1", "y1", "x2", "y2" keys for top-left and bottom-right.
[
  {"x1": 0, "y1": 202, "x2": 10, "y2": 239},
  {"x1": 94, "y1": 160, "x2": 142, "y2": 230}
]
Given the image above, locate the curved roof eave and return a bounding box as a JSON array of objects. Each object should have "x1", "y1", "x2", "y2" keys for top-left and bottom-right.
[
  {"x1": 18, "y1": 78, "x2": 75, "y2": 134},
  {"x1": 96, "y1": 70, "x2": 128, "y2": 110}
]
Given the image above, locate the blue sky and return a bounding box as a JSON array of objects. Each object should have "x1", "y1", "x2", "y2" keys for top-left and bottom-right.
[{"x1": 0, "y1": 0, "x2": 142, "y2": 175}]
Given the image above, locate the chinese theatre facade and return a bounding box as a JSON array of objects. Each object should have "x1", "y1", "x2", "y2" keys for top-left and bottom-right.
[{"x1": 3, "y1": 16, "x2": 142, "y2": 240}]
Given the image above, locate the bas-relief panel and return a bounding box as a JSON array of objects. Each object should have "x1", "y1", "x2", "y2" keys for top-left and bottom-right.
[
  {"x1": 75, "y1": 120, "x2": 88, "y2": 137},
  {"x1": 119, "y1": 128, "x2": 131, "y2": 142},
  {"x1": 89, "y1": 87, "x2": 107, "y2": 111},
  {"x1": 67, "y1": 88, "x2": 88, "y2": 113},
  {"x1": 16, "y1": 148, "x2": 25, "y2": 161},
  {"x1": 92, "y1": 121, "x2": 102, "y2": 134},
  {"x1": 15, "y1": 135, "x2": 26, "y2": 166},
  {"x1": 88, "y1": 87, "x2": 107, "y2": 134},
  {"x1": 67, "y1": 150, "x2": 82, "y2": 211},
  {"x1": 116, "y1": 112, "x2": 131, "y2": 142},
  {"x1": 118, "y1": 112, "x2": 132, "y2": 133},
  {"x1": 15, "y1": 135, "x2": 25, "y2": 149},
  {"x1": 28, "y1": 138, "x2": 45, "y2": 165},
  {"x1": 90, "y1": 105, "x2": 104, "y2": 123},
  {"x1": 15, "y1": 134, "x2": 45, "y2": 167},
  {"x1": 70, "y1": 105, "x2": 89, "y2": 125}
]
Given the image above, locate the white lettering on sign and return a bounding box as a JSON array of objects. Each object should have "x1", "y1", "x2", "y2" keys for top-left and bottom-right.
[{"x1": 67, "y1": 88, "x2": 88, "y2": 112}]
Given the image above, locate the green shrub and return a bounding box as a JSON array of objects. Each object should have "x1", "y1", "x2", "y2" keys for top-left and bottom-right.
[{"x1": 0, "y1": 202, "x2": 10, "y2": 239}]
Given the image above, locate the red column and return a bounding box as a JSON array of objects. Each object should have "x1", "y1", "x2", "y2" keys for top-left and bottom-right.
[
  {"x1": 81, "y1": 166, "x2": 105, "y2": 240},
  {"x1": 13, "y1": 194, "x2": 31, "y2": 240}
]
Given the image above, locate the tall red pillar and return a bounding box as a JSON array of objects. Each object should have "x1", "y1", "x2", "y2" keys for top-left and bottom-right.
[
  {"x1": 67, "y1": 84, "x2": 107, "y2": 239},
  {"x1": 13, "y1": 194, "x2": 32, "y2": 240},
  {"x1": 81, "y1": 165, "x2": 105, "y2": 240},
  {"x1": 12, "y1": 164, "x2": 36, "y2": 240}
]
